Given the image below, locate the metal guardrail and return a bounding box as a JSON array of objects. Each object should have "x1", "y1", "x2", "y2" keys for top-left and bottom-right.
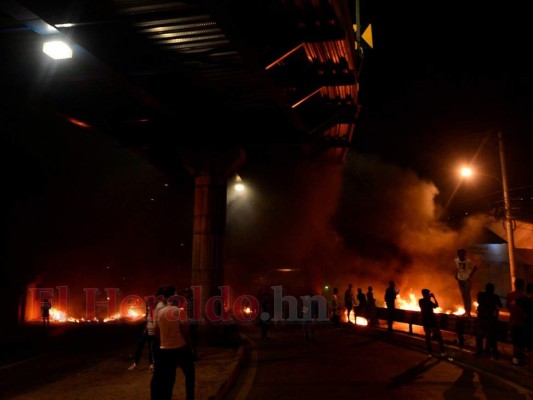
[{"x1": 373, "y1": 307, "x2": 509, "y2": 347}]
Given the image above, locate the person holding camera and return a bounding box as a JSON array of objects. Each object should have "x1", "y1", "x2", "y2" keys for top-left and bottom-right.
[{"x1": 419, "y1": 289, "x2": 445, "y2": 357}]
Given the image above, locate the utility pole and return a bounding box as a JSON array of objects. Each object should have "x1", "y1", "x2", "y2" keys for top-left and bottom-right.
[{"x1": 498, "y1": 131, "x2": 517, "y2": 291}]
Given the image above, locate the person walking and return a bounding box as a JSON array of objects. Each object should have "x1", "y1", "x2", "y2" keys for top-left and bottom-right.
[
  {"x1": 128, "y1": 296, "x2": 157, "y2": 371},
  {"x1": 475, "y1": 282, "x2": 502, "y2": 359},
  {"x1": 418, "y1": 289, "x2": 444, "y2": 357},
  {"x1": 506, "y1": 278, "x2": 527, "y2": 366},
  {"x1": 151, "y1": 285, "x2": 196, "y2": 400},
  {"x1": 384, "y1": 281, "x2": 399, "y2": 332},
  {"x1": 344, "y1": 284, "x2": 355, "y2": 323},
  {"x1": 454, "y1": 248, "x2": 477, "y2": 317}
]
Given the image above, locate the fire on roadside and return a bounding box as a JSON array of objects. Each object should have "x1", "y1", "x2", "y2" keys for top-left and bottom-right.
[
  {"x1": 35, "y1": 306, "x2": 145, "y2": 324},
  {"x1": 343, "y1": 289, "x2": 478, "y2": 326}
]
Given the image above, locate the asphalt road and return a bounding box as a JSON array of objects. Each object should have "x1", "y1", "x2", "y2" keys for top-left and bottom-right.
[
  {"x1": 225, "y1": 322, "x2": 533, "y2": 400},
  {"x1": 0, "y1": 321, "x2": 241, "y2": 400},
  {"x1": 0, "y1": 322, "x2": 140, "y2": 398}
]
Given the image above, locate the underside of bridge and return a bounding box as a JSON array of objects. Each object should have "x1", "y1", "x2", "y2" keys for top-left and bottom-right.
[
  {"x1": 1, "y1": 0, "x2": 364, "y2": 316},
  {"x1": 1, "y1": 0, "x2": 363, "y2": 165}
]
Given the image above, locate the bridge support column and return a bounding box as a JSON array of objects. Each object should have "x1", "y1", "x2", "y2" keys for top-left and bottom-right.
[{"x1": 181, "y1": 147, "x2": 245, "y2": 321}]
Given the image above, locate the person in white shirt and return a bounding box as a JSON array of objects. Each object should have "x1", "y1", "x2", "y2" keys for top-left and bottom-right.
[
  {"x1": 150, "y1": 285, "x2": 195, "y2": 400},
  {"x1": 454, "y1": 248, "x2": 477, "y2": 317}
]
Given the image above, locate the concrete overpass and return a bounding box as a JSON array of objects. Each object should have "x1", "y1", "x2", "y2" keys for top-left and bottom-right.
[{"x1": 1, "y1": 0, "x2": 365, "y2": 319}]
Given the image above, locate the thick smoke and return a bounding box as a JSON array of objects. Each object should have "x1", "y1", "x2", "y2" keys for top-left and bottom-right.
[
  {"x1": 226, "y1": 149, "x2": 491, "y2": 311},
  {"x1": 333, "y1": 151, "x2": 491, "y2": 309}
]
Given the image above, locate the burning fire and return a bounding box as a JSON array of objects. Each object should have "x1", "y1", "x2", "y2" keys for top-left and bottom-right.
[
  {"x1": 35, "y1": 306, "x2": 145, "y2": 324},
  {"x1": 343, "y1": 289, "x2": 476, "y2": 327},
  {"x1": 344, "y1": 310, "x2": 369, "y2": 326},
  {"x1": 394, "y1": 289, "x2": 473, "y2": 315},
  {"x1": 50, "y1": 308, "x2": 66, "y2": 322}
]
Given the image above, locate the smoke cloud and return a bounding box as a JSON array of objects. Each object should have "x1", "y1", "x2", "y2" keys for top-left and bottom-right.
[{"x1": 226, "y1": 148, "x2": 491, "y2": 311}]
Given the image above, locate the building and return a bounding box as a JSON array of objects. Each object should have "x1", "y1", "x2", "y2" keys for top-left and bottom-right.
[{"x1": 471, "y1": 221, "x2": 533, "y2": 297}]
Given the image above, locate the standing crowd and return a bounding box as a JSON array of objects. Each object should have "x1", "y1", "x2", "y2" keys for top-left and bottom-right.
[
  {"x1": 327, "y1": 248, "x2": 533, "y2": 366},
  {"x1": 126, "y1": 245, "x2": 532, "y2": 400}
]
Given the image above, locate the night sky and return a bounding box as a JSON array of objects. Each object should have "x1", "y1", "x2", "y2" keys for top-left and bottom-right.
[
  {"x1": 3, "y1": 2, "x2": 533, "y2": 319},
  {"x1": 355, "y1": 1, "x2": 533, "y2": 216}
]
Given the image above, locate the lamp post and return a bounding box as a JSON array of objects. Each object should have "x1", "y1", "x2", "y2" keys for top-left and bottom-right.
[
  {"x1": 458, "y1": 132, "x2": 516, "y2": 291},
  {"x1": 498, "y1": 131, "x2": 517, "y2": 291}
]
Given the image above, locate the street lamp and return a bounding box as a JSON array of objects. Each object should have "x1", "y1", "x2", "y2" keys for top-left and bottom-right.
[
  {"x1": 234, "y1": 175, "x2": 245, "y2": 192},
  {"x1": 458, "y1": 132, "x2": 517, "y2": 290}
]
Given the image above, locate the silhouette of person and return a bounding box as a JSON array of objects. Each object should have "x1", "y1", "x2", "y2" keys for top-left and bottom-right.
[
  {"x1": 344, "y1": 284, "x2": 355, "y2": 323},
  {"x1": 129, "y1": 296, "x2": 157, "y2": 371},
  {"x1": 506, "y1": 278, "x2": 527, "y2": 366},
  {"x1": 516, "y1": 282, "x2": 533, "y2": 367},
  {"x1": 41, "y1": 298, "x2": 51, "y2": 327},
  {"x1": 330, "y1": 287, "x2": 341, "y2": 327},
  {"x1": 151, "y1": 285, "x2": 170, "y2": 374},
  {"x1": 356, "y1": 288, "x2": 367, "y2": 318},
  {"x1": 384, "y1": 281, "x2": 399, "y2": 332},
  {"x1": 454, "y1": 248, "x2": 477, "y2": 317},
  {"x1": 366, "y1": 286, "x2": 378, "y2": 326},
  {"x1": 301, "y1": 292, "x2": 316, "y2": 341},
  {"x1": 475, "y1": 282, "x2": 502, "y2": 358},
  {"x1": 418, "y1": 289, "x2": 444, "y2": 357}
]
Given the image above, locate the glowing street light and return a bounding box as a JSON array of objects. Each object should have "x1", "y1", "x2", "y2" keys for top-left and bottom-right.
[
  {"x1": 43, "y1": 40, "x2": 73, "y2": 59},
  {"x1": 459, "y1": 167, "x2": 473, "y2": 178},
  {"x1": 458, "y1": 132, "x2": 516, "y2": 290},
  {"x1": 233, "y1": 175, "x2": 245, "y2": 192}
]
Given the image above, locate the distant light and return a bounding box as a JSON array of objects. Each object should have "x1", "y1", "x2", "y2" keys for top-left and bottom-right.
[
  {"x1": 234, "y1": 174, "x2": 245, "y2": 192},
  {"x1": 43, "y1": 40, "x2": 73, "y2": 59},
  {"x1": 324, "y1": 285, "x2": 329, "y2": 290},
  {"x1": 67, "y1": 116, "x2": 90, "y2": 128},
  {"x1": 55, "y1": 23, "x2": 74, "y2": 28},
  {"x1": 272, "y1": 268, "x2": 300, "y2": 272},
  {"x1": 460, "y1": 167, "x2": 473, "y2": 178}
]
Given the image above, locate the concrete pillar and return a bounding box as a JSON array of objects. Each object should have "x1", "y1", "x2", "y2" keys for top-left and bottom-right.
[{"x1": 180, "y1": 147, "x2": 245, "y2": 319}]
